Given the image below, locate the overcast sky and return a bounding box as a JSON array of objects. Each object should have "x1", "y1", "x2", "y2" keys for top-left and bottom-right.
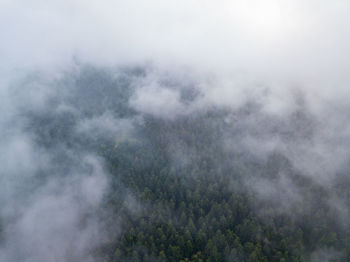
[{"x1": 1, "y1": 0, "x2": 350, "y2": 85}]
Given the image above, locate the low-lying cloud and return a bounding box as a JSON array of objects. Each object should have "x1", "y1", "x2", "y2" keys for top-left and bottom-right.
[{"x1": 1, "y1": 0, "x2": 350, "y2": 261}]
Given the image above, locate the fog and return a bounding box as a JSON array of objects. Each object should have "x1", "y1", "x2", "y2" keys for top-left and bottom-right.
[{"x1": 1, "y1": 0, "x2": 350, "y2": 261}]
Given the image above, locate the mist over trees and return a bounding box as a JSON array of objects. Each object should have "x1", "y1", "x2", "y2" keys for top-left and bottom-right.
[
  {"x1": 1, "y1": 66, "x2": 349, "y2": 261},
  {"x1": 2, "y1": 1, "x2": 350, "y2": 261}
]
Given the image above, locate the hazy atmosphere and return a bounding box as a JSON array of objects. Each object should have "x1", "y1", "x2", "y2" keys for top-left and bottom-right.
[{"x1": 1, "y1": 1, "x2": 350, "y2": 261}]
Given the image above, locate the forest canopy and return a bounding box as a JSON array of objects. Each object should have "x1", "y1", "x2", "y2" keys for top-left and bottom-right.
[{"x1": 3, "y1": 66, "x2": 348, "y2": 262}]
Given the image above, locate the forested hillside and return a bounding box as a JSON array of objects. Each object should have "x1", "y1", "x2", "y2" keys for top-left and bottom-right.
[
  {"x1": 21, "y1": 67, "x2": 350, "y2": 262},
  {"x1": 99, "y1": 112, "x2": 350, "y2": 262}
]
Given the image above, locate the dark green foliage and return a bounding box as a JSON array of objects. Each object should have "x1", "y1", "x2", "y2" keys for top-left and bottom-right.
[{"x1": 98, "y1": 113, "x2": 350, "y2": 262}]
